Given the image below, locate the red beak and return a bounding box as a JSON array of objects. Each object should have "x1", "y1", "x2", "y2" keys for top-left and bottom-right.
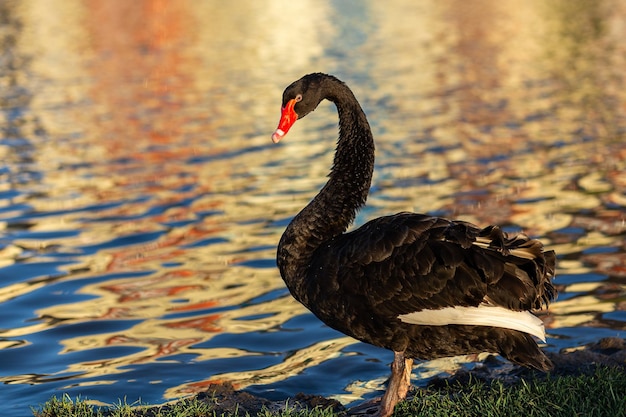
[{"x1": 272, "y1": 98, "x2": 298, "y2": 143}]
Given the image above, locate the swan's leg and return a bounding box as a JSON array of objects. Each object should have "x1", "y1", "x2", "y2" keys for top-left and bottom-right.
[{"x1": 379, "y1": 351, "x2": 413, "y2": 417}]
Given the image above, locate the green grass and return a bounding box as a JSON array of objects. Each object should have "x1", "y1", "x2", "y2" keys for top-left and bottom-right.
[
  {"x1": 393, "y1": 367, "x2": 626, "y2": 417},
  {"x1": 32, "y1": 395, "x2": 218, "y2": 417},
  {"x1": 31, "y1": 395, "x2": 337, "y2": 417},
  {"x1": 32, "y1": 367, "x2": 626, "y2": 417}
]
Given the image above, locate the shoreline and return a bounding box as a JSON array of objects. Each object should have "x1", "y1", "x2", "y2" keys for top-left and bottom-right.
[{"x1": 183, "y1": 337, "x2": 626, "y2": 416}]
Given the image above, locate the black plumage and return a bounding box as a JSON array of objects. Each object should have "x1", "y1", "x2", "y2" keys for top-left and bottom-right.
[{"x1": 271, "y1": 73, "x2": 556, "y2": 416}]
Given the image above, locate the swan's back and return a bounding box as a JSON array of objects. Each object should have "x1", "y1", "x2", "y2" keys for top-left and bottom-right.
[{"x1": 296, "y1": 213, "x2": 555, "y2": 369}]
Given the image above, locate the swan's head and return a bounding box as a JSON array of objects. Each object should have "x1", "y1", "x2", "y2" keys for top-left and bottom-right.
[{"x1": 272, "y1": 73, "x2": 328, "y2": 143}]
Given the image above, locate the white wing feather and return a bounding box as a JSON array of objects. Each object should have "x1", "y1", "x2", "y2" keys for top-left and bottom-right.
[{"x1": 398, "y1": 304, "x2": 546, "y2": 342}]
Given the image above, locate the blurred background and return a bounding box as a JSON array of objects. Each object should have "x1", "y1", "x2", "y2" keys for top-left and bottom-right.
[{"x1": 0, "y1": 0, "x2": 625, "y2": 415}]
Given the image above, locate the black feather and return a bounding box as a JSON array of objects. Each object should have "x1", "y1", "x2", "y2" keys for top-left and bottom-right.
[{"x1": 275, "y1": 73, "x2": 557, "y2": 376}]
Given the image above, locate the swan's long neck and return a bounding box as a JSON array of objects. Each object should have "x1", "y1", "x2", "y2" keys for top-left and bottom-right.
[{"x1": 277, "y1": 79, "x2": 374, "y2": 295}]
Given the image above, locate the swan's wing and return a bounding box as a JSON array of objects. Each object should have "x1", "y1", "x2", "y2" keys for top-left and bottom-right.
[{"x1": 310, "y1": 213, "x2": 555, "y2": 315}]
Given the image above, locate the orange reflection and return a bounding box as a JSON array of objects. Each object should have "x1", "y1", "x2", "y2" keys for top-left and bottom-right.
[
  {"x1": 171, "y1": 300, "x2": 220, "y2": 312},
  {"x1": 105, "y1": 335, "x2": 202, "y2": 360},
  {"x1": 164, "y1": 315, "x2": 223, "y2": 333},
  {"x1": 84, "y1": 0, "x2": 200, "y2": 158}
]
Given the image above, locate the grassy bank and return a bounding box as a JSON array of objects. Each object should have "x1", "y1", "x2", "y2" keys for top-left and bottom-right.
[{"x1": 32, "y1": 366, "x2": 626, "y2": 417}]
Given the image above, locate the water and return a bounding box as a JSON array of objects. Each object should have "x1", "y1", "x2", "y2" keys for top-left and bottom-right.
[{"x1": 1, "y1": 0, "x2": 625, "y2": 415}]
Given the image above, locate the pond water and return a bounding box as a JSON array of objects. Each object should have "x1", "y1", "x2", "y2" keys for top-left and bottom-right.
[{"x1": 1, "y1": 0, "x2": 626, "y2": 415}]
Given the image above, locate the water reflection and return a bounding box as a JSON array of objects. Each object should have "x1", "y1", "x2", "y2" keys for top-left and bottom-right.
[{"x1": 0, "y1": 0, "x2": 625, "y2": 415}]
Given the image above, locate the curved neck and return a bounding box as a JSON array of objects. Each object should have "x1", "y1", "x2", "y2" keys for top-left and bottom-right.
[
  {"x1": 322, "y1": 86, "x2": 375, "y2": 231},
  {"x1": 278, "y1": 77, "x2": 374, "y2": 288}
]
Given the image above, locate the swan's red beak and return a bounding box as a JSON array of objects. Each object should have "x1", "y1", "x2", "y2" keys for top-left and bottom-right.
[{"x1": 272, "y1": 98, "x2": 298, "y2": 143}]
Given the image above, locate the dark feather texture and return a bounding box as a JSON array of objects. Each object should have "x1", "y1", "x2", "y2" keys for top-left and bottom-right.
[{"x1": 273, "y1": 73, "x2": 557, "y2": 380}]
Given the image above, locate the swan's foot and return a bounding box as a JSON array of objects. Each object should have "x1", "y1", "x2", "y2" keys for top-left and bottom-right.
[{"x1": 379, "y1": 351, "x2": 413, "y2": 417}]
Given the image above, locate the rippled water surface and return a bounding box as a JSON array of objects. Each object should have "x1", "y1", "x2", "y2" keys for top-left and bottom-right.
[{"x1": 1, "y1": 0, "x2": 626, "y2": 415}]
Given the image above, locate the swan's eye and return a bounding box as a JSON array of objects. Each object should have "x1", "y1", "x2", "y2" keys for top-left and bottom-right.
[{"x1": 295, "y1": 94, "x2": 302, "y2": 102}]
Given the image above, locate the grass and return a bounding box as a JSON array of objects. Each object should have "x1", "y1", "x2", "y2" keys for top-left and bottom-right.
[
  {"x1": 32, "y1": 367, "x2": 626, "y2": 417},
  {"x1": 31, "y1": 396, "x2": 218, "y2": 417},
  {"x1": 393, "y1": 366, "x2": 626, "y2": 417},
  {"x1": 31, "y1": 396, "x2": 336, "y2": 417}
]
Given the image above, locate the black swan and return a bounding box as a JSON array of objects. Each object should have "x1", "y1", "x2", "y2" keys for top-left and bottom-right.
[{"x1": 271, "y1": 73, "x2": 556, "y2": 417}]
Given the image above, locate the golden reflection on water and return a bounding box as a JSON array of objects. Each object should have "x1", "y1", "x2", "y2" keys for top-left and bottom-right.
[{"x1": 0, "y1": 0, "x2": 625, "y2": 409}]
